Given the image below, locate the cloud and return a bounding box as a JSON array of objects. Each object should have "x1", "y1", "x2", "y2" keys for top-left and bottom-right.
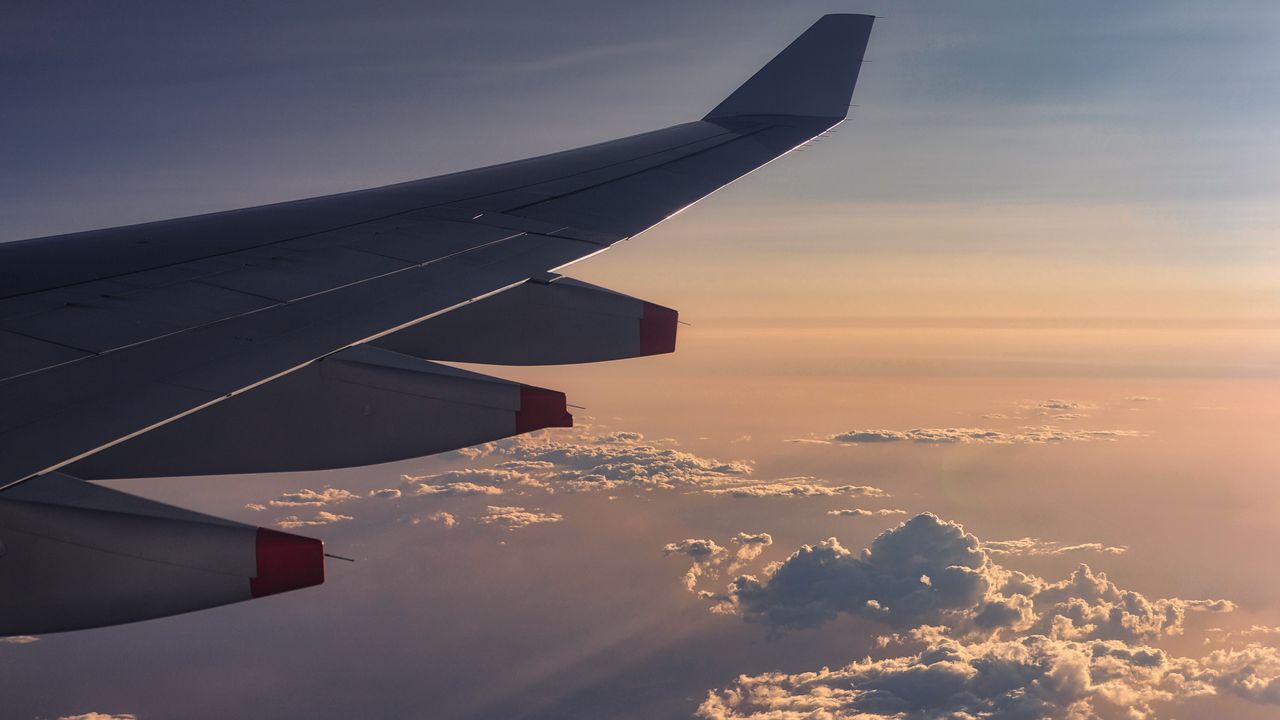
[
  {"x1": 818, "y1": 426, "x2": 1142, "y2": 445},
  {"x1": 1207, "y1": 625, "x2": 1280, "y2": 644},
  {"x1": 492, "y1": 460, "x2": 557, "y2": 472},
  {"x1": 598, "y1": 431, "x2": 644, "y2": 443},
  {"x1": 666, "y1": 534, "x2": 773, "y2": 591},
  {"x1": 406, "y1": 429, "x2": 789, "y2": 499},
  {"x1": 732, "y1": 532, "x2": 772, "y2": 548},
  {"x1": 704, "y1": 478, "x2": 888, "y2": 499},
  {"x1": 266, "y1": 487, "x2": 361, "y2": 508},
  {"x1": 665, "y1": 539, "x2": 729, "y2": 591},
  {"x1": 1033, "y1": 399, "x2": 1091, "y2": 412},
  {"x1": 57, "y1": 715, "x2": 139, "y2": 720},
  {"x1": 368, "y1": 488, "x2": 402, "y2": 499},
  {"x1": 0, "y1": 635, "x2": 39, "y2": 644},
  {"x1": 415, "y1": 482, "x2": 505, "y2": 497},
  {"x1": 407, "y1": 468, "x2": 531, "y2": 491},
  {"x1": 697, "y1": 628, "x2": 1280, "y2": 720},
  {"x1": 664, "y1": 539, "x2": 728, "y2": 561},
  {"x1": 485, "y1": 431, "x2": 752, "y2": 492},
  {"x1": 983, "y1": 537, "x2": 1128, "y2": 557},
  {"x1": 828, "y1": 508, "x2": 908, "y2": 517},
  {"x1": 716, "y1": 513, "x2": 1231, "y2": 641},
  {"x1": 480, "y1": 506, "x2": 562, "y2": 531},
  {"x1": 276, "y1": 511, "x2": 354, "y2": 529},
  {"x1": 428, "y1": 511, "x2": 457, "y2": 528},
  {"x1": 728, "y1": 532, "x2": 773, "y2": 574}
]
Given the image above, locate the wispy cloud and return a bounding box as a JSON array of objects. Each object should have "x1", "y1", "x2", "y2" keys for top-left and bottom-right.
[
  {"x1": 827, "y1": 508, "x2": 908, "y2": 518},
  {"x1": 982, "y1": 537, "x2": 1127, "y2": 557},
  {"x1": 798, "y1": 426, "x2": 1143, "y2": 445},
  {"x1": 702, "y1": 479, "x2": 888, "y2": 499}
]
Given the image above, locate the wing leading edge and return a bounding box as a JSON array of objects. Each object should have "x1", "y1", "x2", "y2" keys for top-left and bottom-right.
[{"x1": 0, "y1": 14, "x2": 874, "y2": 634}]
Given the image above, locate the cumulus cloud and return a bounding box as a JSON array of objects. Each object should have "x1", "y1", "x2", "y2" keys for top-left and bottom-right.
[
  {"x1": 666, "y1": 534, "x2": 774, "y2": 591},
  {"x1": 664, "y1": 538, "x2": 728, "y2": 561},
  {"x1": 665, "y1": 539, "x2": 729, "y2": 591},
  {"x1": 827, "y1": 508, "x2": 908, "y2": 517},
  {"x1": 368, "y1": 488, "x2": 401, "y2": 499},
  {"x1": 697, "y1": 628, "x2": 1280, "y2": 720},
  {"x1": 716, "y1": 514, "x2": 1230, "y2": 642},
  {"x1": 57, "y1": 714, "x2": 139, "y2": 720},
  {"x1": 276, "y1": 511, "x2": 354, "y2": 529},
  {"x1": 728, "y1": 532, "x2": 773, "y2": 574},
  {"x1": 818, "y1": 426, "x2": 1141, "y2": 445},
  {"x1": 704, "y1": 478, "x2": 888, "y2": 499},
  {"x1": 983, "y1": 537, "x2": 1128, "y2": 557},
  {"x1": 264, "y1": 487, "x2": 361, "y2": 508},
  {"x1": 480, "y1": 506, "x2": 562, "y2": 530},
  {"x1": 427, "y1": 511, "x2": 457, "y2": 528}
]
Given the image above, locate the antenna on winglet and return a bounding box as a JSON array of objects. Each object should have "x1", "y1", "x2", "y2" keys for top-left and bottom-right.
[
  {"x1": 704, "y1": 14, "x2": 875, "y2": 121},
  {"x1": 325, "y1": 552, "x2": 355, "y2": 563}
]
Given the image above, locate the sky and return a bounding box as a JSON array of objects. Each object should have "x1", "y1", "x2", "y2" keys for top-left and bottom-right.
[{"x1": 2, "y1": 2, "x2": 1279, "y2": 719}]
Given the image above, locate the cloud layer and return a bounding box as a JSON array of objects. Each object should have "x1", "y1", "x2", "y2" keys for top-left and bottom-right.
[
  {"x1": 819, "y1": 426, "x2": 1142, "y2": 445},
  {"x1": 695, "y1": 513, "x2": 1274, "y2": 719},
  {"x1": 698, "y1": 628, "x2": 1280, "y2": 720}
]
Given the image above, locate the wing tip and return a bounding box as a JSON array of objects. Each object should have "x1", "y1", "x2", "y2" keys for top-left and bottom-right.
[{"x1": 704, "y1": 14, "x2": 875, "y2": 121}]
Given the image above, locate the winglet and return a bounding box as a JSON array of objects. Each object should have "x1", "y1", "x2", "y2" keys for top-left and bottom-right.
[{"x1": 705, "y1": 14, "x2": 875, "y2": 121}]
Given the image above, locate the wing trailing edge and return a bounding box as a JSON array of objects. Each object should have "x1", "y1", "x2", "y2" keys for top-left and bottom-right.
[{"x1": 65, "y1": 346, "x2": 574, "y2": 480}]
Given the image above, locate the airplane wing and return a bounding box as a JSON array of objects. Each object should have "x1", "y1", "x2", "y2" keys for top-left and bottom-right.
[{"x1": 0, "y1": 14, "x2": 874, "y2": 634}]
